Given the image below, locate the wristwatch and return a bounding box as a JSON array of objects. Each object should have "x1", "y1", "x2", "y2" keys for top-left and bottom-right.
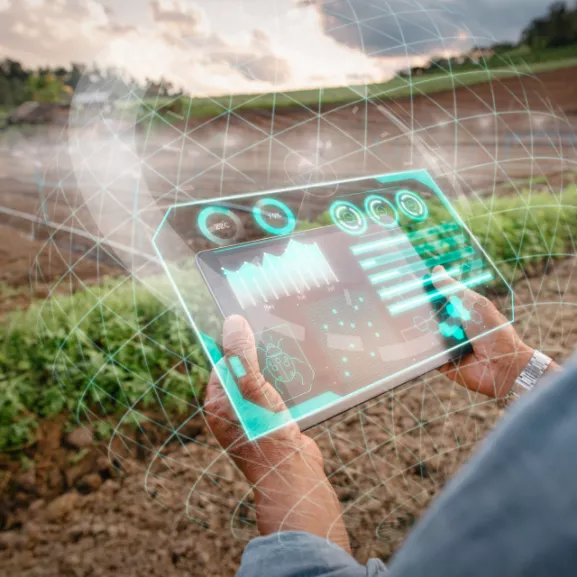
[{"x1": 509, "y1": 350, "x2": 553, "y2": 399}]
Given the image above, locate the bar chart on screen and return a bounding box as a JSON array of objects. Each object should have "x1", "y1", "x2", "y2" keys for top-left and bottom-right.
[{"x1": 222, "y1": 240, "x2": 339, "y2": 309}]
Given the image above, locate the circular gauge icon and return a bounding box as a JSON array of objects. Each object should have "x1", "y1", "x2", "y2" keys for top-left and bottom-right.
[
  {"x1": 253, "y1": 198, "x2": 296, "y2": 236},
  {"x1": 364, "y1": 195, "x2": 399, "y2": 228},
  {"x1": 396, "y1": 190, "x2": 429, "y2": 222},
  {"x1": 329, "y1": 201, "x2": 367, "y2": 236},
  {"x1": 197, "y1": 207, "x2": 243, "y2": 246}
]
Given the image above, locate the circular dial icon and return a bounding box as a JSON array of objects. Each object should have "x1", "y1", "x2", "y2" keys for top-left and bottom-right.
[
  {"x1": 330, "y1": 201, "x2": 367, "y2": 236},
  {"x1": 253, "y1": 198, "x2": 296, "y2": 236},
  {"x1": 197, "y1": 207, "x2": 243, "y2": 246},
  {"x1": 364, "y1": 195, "x2": 399, "y2": 228},
  {"x1": 396, "y1": 190, "x2": 429, "y2": 222}
]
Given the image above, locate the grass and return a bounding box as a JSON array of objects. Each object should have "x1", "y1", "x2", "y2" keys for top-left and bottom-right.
[
  {"x1": 135, "y1": 50, "x2": 577, "y2": 122},
  {"x1": 0, "y1": 185, "x2": 576, "y2": 452}
]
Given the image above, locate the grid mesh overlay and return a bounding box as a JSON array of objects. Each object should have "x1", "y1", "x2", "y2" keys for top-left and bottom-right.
[{"x1": 27, "y1": 0, "x2": 577, "y2": 561}]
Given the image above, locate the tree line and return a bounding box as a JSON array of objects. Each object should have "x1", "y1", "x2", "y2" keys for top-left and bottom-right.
[
  {"x1": 0, "y1": 61, "x2": 177, "y2": 109},
  {"x1": 400, "y1": 1, "x2": 577, "y2": 77},
  {"x1": 1, "y1": 1, "x2": 577, "y2": 108},
  {"x1": 522, "y1": 1, "x2": 577, "y2": 49}
]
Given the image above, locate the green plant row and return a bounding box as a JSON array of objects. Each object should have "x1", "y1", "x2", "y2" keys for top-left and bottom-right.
[
  {"x1": 1, "y1": 185, "x2": 576, "y2": 452},
  {"x1": 0, "y1": 277, "x2": 211, "y2": 451}
]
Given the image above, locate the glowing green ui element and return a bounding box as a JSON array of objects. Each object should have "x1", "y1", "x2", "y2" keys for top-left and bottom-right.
[
  {"x1": 364, "y1": 195, "x2": 399, "y2": 228},
  {"x1": 153, "y1": 169, "x2": 515, "y2": 442},
  {"x1": 396, "y1": 189, "x2": 429, "y2": 221},
  {"x1": 330, "y1": 200, "x2": 368, "y2": 235},
  {"x1": 439, "y1": 321, "x2": 466, "y2": 341},
  {"x1": 222, "y1": 239, "x2": 339, "y2": 310},
  {"x1": 253, "y1": 198, "x2": 296, "y2": 236},
  {"x1": 446, "y1": 296, "x2": 472, "y2": 322},
  {"x1": 228, "y1": 355, "x2": 247, "y2": 379},
  {"x1": 197, "y1": 206, "x2": 242, "y2": 246}
]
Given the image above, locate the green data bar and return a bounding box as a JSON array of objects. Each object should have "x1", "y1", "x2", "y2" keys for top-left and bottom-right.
[
  {"x1": 378, "y1": 260, "x2": 482, "y2": 301},
  {"x1": 351, "y1": 222, "x2": 461, "y2": 256},
  {"x1": 369, "y1": 246, "x2": 477, "y2": 285},
  {"x1": 360, "y1": 234, "x2": 466, "y2": 270},
  {"x1": 388, "y1": 271, "x2": 494, "y2": 315}
]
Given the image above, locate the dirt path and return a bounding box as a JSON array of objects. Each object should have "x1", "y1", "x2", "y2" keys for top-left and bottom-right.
[{"x1": 1, "y1": 257, "x2": 575, "y2": 577}]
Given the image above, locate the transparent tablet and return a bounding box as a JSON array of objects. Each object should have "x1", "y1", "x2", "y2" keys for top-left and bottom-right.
[{"x1": 153, "y1": 170, "x2": 514, "y2": 440}]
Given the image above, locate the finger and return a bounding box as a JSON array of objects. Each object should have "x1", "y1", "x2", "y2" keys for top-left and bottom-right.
[
  {"x1": 222, "y1": 315, "x2": 288, "y2": 412},
  {"x1": 431, "y1": 266, "x2": 506, "y2": 339},
  {"x1": 205, "y1": 362, "x2": 236, "y2": 423}
]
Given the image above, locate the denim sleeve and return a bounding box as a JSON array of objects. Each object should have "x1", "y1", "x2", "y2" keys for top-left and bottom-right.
[
  {"x1": 237, "y1": 531, "x2": 387, "y2": 577},
  {"x1": 388, "y1": 356, "x2": 577, "y2": 577}
]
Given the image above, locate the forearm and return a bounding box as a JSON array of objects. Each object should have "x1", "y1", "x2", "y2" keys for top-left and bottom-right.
[{"x1": 253, "y1": 473, "x2": 351, "y2": 553}]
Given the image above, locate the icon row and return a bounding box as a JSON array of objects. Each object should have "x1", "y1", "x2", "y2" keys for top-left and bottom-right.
[
  {"x1": 197, "y1": 191, "x2": 428, "y2": 245},
  {"x1": 330, "y1": 190, "x2": 428, "y2": 235},
  {"x1": 198, "y1": 198, "x2": 296, "y2": 245}
]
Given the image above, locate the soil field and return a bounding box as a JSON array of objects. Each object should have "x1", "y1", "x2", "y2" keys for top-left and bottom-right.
[
  {"x1": 1, "y1": 257, "x2": 576, "y2": 577},
  {"x1": 0, "y1": 67, "x2": 576, "y2": 576},
  {"x1": 0, "y1": 66, "x2": 576, "y2": 276}
]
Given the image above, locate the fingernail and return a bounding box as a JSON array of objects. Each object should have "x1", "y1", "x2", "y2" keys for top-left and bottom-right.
[{"x1": 224, "y1": 315, "x2": 245, "y2": 340}]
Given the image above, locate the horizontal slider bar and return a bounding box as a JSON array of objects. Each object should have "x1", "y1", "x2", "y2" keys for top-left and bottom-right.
[
  {"x1": 359, "y1": 234, "x2": 466, "y2": 270},
  {"x1": 379, "y1": 261, "x2": 472, "y2": 301},
  {"x1": 351, "y1": 222, "x2": 460, "y2": 256},
  {"x1": 369, "y1": 247, "x2": 477, "y2": 285},
  {"x1": 388, "y1": 271, "x2": 494, "y2": 315}
]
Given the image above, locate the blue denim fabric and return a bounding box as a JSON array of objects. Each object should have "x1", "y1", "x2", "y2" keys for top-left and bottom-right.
[
  {"x1": 236, "y1": 531, "x2": 386, "y2": 577},
  {"x1": 238, "y1": 355, "x2": 577, "y2": 577}
]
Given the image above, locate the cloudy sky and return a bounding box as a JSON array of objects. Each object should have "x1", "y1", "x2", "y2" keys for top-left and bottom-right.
[{"x1": 0, "y1": 0, "x2": 556, "y2": 95}]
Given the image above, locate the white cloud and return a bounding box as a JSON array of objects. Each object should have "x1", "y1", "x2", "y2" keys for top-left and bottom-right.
[
  {"x1": 150, "y1": 0, "x2": 211, "y2": 41},
  {"x1": 0, "y1": 0, "x2": 439, "y2": 95}
]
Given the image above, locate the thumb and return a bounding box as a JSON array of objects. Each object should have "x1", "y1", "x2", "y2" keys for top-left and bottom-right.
[
  {"x1": 222, "y1": 315, "x2": 287, "y2": 412},
  {"x1": 431, "y1": 266, "x2": 506, "y2": 339}
]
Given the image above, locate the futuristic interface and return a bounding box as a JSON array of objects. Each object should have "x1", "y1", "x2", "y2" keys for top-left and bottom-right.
[{"x1": 154, "y1": 170, "x2": 513, "y2": 439}]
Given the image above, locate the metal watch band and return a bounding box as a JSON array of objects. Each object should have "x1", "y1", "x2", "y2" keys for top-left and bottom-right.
[{"x1": 510, "y1": 350, "x2": 552, "y2": 399}]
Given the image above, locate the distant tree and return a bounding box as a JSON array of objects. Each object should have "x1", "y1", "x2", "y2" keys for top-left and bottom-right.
[
  {"x1": 53, "y1": 66, "x2": 68, "y2": 79},
  {"x1": 491, "y1": 42, "x2": 516, "y2": 53},
  {"x1": 0, "y1": 75, "x2": 12, "y2": 107},
  {"x1": 66, "y1": 63, "x2": 86, "y2": 90},
  {"x1": 521, "y1": 1, "x2": 577, "y2": 49}
]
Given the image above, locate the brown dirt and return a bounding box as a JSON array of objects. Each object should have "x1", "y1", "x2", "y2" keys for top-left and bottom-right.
[
  {"x1": 0, "y1": 256, "x2": 575, "y2": 577},
  {"x1": 0, "y1": 224, "x2": 118, "y2": 315},
  {"x1": 0, "y1": 65, "x2": 576, "y2": 576}
]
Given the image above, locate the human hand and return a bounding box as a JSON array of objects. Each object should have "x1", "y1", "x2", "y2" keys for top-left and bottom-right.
[
  {"x1": 204, "y1": 315, "x2": 350, "y2": 552},
  {"x1": 432, "y1": 266, "x2": 535, "y2": 398}
]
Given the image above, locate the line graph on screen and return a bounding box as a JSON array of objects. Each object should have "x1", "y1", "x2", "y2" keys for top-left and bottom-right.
[{"x1": 223, "y1": 240, "x2": 339, "y2": 309}]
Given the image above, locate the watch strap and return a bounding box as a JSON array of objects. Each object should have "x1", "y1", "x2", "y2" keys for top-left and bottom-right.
[{"x1": 510, "y1": 350, "x2": 552, "y2": 399}]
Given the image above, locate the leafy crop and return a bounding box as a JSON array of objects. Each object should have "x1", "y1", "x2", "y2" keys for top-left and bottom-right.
[
  {"x1": 1, "y1": 186, "x2": 576, "y2": 452},
  {"x1": 0, "y1": 276, "x2": 211, "y2": 451}
]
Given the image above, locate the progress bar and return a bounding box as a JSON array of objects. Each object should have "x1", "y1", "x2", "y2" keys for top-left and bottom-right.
[
  {"x1": 388, "y1": 271, "x2": 494, "y2": 315},
  {"x1": 351, "y1": 222, "x2": 460, "y2": 256},
  {"x1": 368, "y1": 248, "x2": 478, "y2": 283},
  {"x1": 378, "y1": 262, "x2": 479, "y2": 301}
]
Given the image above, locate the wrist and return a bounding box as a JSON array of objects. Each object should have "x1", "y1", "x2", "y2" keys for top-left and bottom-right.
[
  {"x1": 508, "y1": 347, "x2": 558, "y2": 399},
  {"x1": 497, "y1": 343, "x2": 534, "y2": 398}
]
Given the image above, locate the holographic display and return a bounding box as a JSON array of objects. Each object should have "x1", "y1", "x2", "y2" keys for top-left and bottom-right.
[{"x1": 153, "y1": 169, "x2": 514, "y2": 440}]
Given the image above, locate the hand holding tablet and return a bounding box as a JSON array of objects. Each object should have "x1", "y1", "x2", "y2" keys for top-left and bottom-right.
[{"x1": 154, "y1": 170, "x2": 516, "y2": 439}]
